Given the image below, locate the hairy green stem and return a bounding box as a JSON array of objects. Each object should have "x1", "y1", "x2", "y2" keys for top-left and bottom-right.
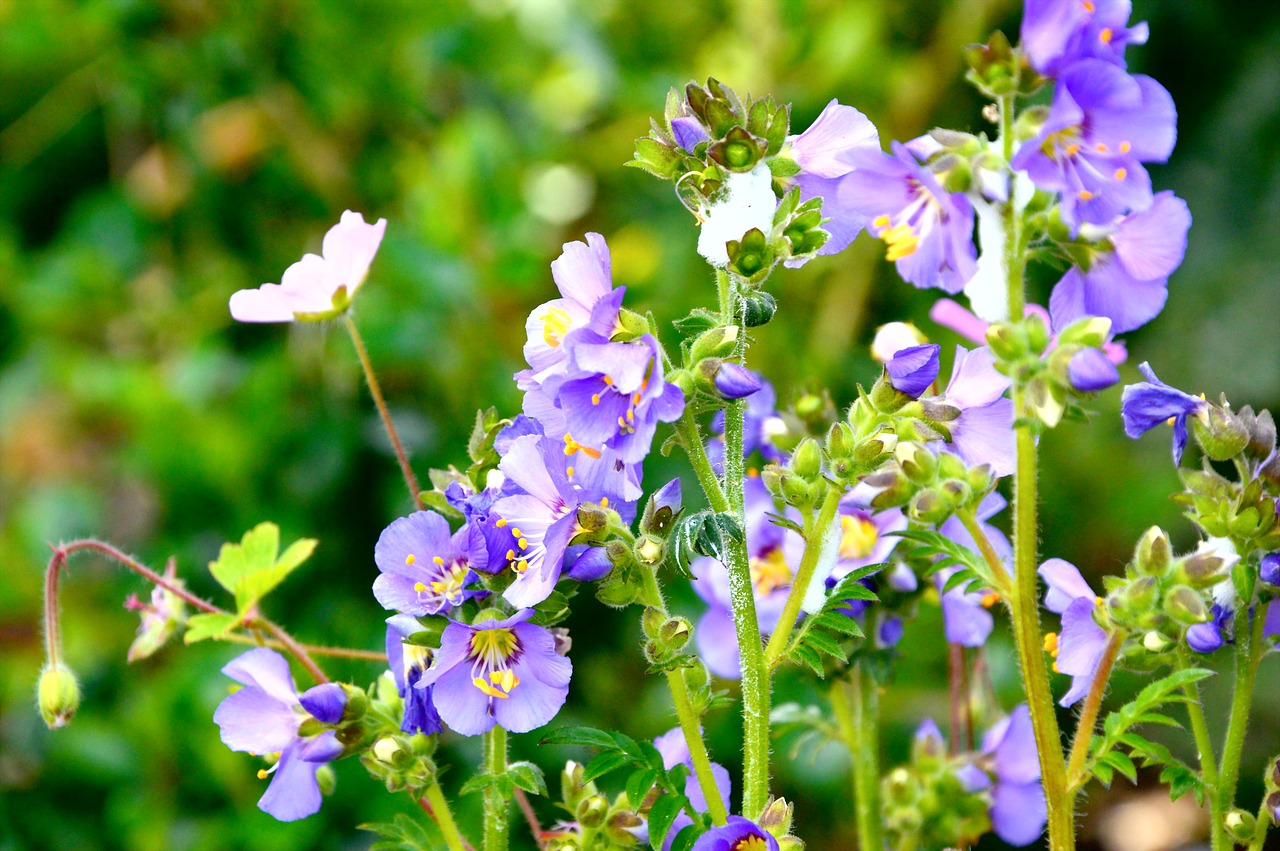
[
  {"x1": 344, "y1": 315, "x2": 425, "y2": 511},
  {"x1": 639, "y1": 567, "x2": 730, "y2": 825},
  {"x1": 764, "y1": 485, "x2": 841, "y2": 668},
  {"x1": 956, "y1": 509, "x2": 1014, "y2": 596},
  {"x1": 1066, "y1": 629, "x2": 1127, "y2": 788},
  {"x1": 1176, "y1": 646, "x2": 1223, "y2": 850},
  {"x1": 833, "y1": 667, "x2": 883, "y2": 851},
  {"x1": 1216, "y1": 601, "x2": 1267, "y2": 849},
  {"x1": 1246, "y1": 775, "x2": 1275, "y2": 851},
  {"x1": 483, "y1": 726, "x2": 509, "y2": 851},
  {"x1": 424, "y1": 780, "x2": 471, "y2": 851},
  {"x1": 716, "y1": 269, "x2": 771, "y2": 816}
]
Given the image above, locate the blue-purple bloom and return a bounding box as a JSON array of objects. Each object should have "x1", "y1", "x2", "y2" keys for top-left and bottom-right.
[
  {"x1": 1021, "y1": 0, "x2": 1149, "y2": 78},
  {"x1": 692, "y1": 477, "x2": 805, "y2": 679},
  {"x1": 1012, "y1": 60, "x2": 1176, "y2": 229},
  {"x1": 648, "y1": 728, "x2": 732, "y2": 850},
  {"x1": 1120, "y1": 362, "x2": 1209, "y2": 465},
  {"x1": 840, "y1": 140, "x2": 978, "y2": 293},
  {"x1": 1186, "y1": 604, "x2": 1233, "y2": 654},
  {"x1": 691, "y1": 816, "x2": 780, "y2": 851},
  {"x1": 933, "y1": 346, "x2": 1015, "y2": 477},
  {"x1": 213, "y1": 648, "x2": 346, "y2": 821},
  {"x1": 373, "y1": 511, "x2": 488, "y2": 616},
  {"x1": 1262, "y1": 552, "x2": 1280, "y2": 587},
  {"x1": 386, "y1": 615, "x2": 444, "y2": 735},
  {"x1": 981, "y1": 705, "x2": 1048, "y2": 846},
  {"x1": 417, "y1": 609, "x2": 571, "y2": 736},
  {"x1": 1068, "y1": 348, "x2": 1121, "y2": 392},
  {"x1": 1049, "y1": 192, "x2": 1191, "y2": 334},
  {"x1": 671, "y1": 116, "x2": 710, "y2": 153},
  {"x1": 714, "y1": 362, "x2": 763, "y2": 400},
  {"x1": 886, "y1": 344, "x2": 941, "y2": 398},
  {"x1": 1040, "y1": 559, "x2": 1108, "y2": 706}
]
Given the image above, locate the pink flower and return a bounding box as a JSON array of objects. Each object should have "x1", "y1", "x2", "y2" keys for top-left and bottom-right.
[{"x1": 229, "y1": 211, "x2": 386, "y2": 322}]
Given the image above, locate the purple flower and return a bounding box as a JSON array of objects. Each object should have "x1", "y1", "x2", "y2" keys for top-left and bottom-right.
[
  {"x1": 1012, "y1": 61, "x2": 1176, "y2": 229},
  {"x1": 1021, "y1": 0, "x2": 1149, "y2": 78},
  {"x1": 1068, "y1": 348, "x2": 1121, "y2": 392},
  {"x1": 784, "y1": 99, "x2": 882, "y2": 262},
  {"x1": 417, "y1": 609, "x2": 571, "y2": 736},
  {"x1": 886, "y1": 344, "x2": 941, "y2": 398},
  {"x1": 1039, "y1": 559, "x2": 1109, "y2": 706},
  {"x1": 707, "y1": 379, "x2": 785, "y2": 472},
  {"x1": 692, "y1": 477, "x2": 805, "y2": 679},
  {"x1": 935, "y1": 493, "x2": 1011, "y2": 646},
  {"x1": 691, "y1": 816, "x2": 780, "y2": 851},
  {"x1": 1120, "y1": 362, "x2": 1208, "y2": 465},
  {"x1": 1262, "y1": 553, "x2": 1280, "y2": 587},
  {"x1": 1265, "y1": 603, "x2": 1280, "y2": 642},
  {"x1": 934, "y1": 346, "x2": 1015, "y2": 477},
  {"x1": 839, "y1": 140, "x2": 978, "y2": 293},
  {"x1": 446, "y1": 479, "x2": 522, "y2": 577},
  {"x1": 373, "y1": 511, "x2": 489, "y2": 616},
  {"x1": 1049, "y1": 191, "x2": 1191, "y2": 334},
  {"x1": 1186, "y1": 604, "x2": 1233, "y2": 654},
  {"x1": 230, "y1": 211, "x2": 385, "y2": 323},
  {"x1": 982, "y1": 705, "x2": 1048, "y2": 846},
  {"x1": 386, "y1": 615, "x2": 444, "y2": 735},
  {"x1": 648, "y1": 728, "x2": 732, "y2": 851},
  {"x1": 213, "y1": 648, "x2": 346, "y2": 821},
  {"x1": 713, "y1": 362, "x2": 763, "y2": 400},
  {"x1": 828, "y1": 499, "x2": 908, "y2": 621}
]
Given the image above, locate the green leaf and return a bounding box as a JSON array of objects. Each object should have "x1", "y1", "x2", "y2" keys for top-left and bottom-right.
[
  {"x1": 626, "y1": 767, "x2": 659, "y2": 807},
  {"x1": 208, "y1": 522, "x2": 318, "y2": 614},
  {"x1": 539, "y1": 725, "x2": 620, "y2": 750},
  {"x1": 183, "y1": 612, "x2": 238, "y2": 643},
  {"x1": 802, "y1": 628, "x2": 847, "y2": 661},
  {"x1": 648, "y1": 794, "x2": 688, "y2": 850},
  {"x1": 459, "y1": 771, "x2": 499, "y2": 796},
  {"x1": 508, "y1": 761, "x2": 548, "y2": 797},
  {"x1": 583, "y1": 750, "x2": 633, "y2": 783},
  {"x1": 359, "y1": 814, "x2": 439, "y2": 851}
]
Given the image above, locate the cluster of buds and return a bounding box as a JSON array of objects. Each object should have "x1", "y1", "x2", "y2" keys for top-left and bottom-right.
[
  {"x1": 595, "y1": 479, "x2": 684, "y2": 608},
  {"x1": 361, "y1": 673, "x2": 438, "y2": 793},
  {"x1": 545, "y1": 761, "x2": 646, "y2": 851},
  {"x1": 640, "y1": 606, "x2": 694, "y2": 671},
  {"x1": 755, "y1": 797, "x2": 806, "y2": 851},
  {"x1": 862, "y1": 442, "x2": 995, "y2": 526},
  {"x1": 881, "y1": 730, "x2": 993, "y2": 849},
  {"x1": 629, "y1": 78, "x2": 832, "y2": 278},
  {"x1": 763, "y1": 437, "x2": 827, "y2": 510}
]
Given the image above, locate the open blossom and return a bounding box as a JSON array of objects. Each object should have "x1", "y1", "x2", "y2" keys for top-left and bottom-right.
[
  {"x1": 213, "y1": 648, "x2": 346, "y2": 821},
  {"x1": 1039, "y1": 559, "x2": 1109, "y2": 706},
  {"x1": 691, "y1": 817, "x2": 780, "y2": 851},
  {"x1": 933, "y1": 346, "x2": 1015, "y2": 477},
  {"x1": 1120, "y1": 362, "x2": 1209, "y2": 465},
  {"x1": 386, "y1": 615, "x2": 444, "y2": 735},
  {"x1": 1049, "y1": 191, "x2": 1191, "y2": 334},
  {"x1": 783, "y1": 99, "x2": 881, "y2": 262},
  {"x1": 691, "y1": 477, "x2": 805, "y2": 679},
  {"x1": 839, "y1": 140, "x2": 977, "y2": 293},
  {"x1": 980, "y1": 705, "x2": 1048, "y2": 846},
  {"x1": 229, "y1": 211, "x2": 386, "y2": 322},
  {"x1": 417, "y1": 609, "x2": 571, "y2": 736},
  {"x1": 1012, "y1": 61, "x2": 1176, "y2": 229},
  {"x1": 1021, "y1": 0, "x2": 1149, "y2": 78},
  {"x1": 646, "y1": 729, "x2": 732, "y2": 851},
  {"x1": 373, "y1": 511, "x2": 489, "y2": 616}
]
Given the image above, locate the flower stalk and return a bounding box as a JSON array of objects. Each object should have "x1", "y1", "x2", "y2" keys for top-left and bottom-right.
[
  {"x1": 483, "y1": 726, "x2": 510, "y2": 851},
  {"x1": 764, "y1": 483, "x2": 841, "y2": 668},
  {"x1": 1214, "y1": 602, "x2": 1268, "y2": 851},
  {"x1": 832, "y1": 665, "x2": 883, "y2": 851},
  {"x1": 424, "y1": 780, "x2": 471, "y2": 851},
  {"x1": 1066, "y1": 629, "x2": 1127, "y2": 787}
]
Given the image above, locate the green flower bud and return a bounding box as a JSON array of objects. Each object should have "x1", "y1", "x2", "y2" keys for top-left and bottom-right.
[
  {"x1": 909, "y1": 489, "x2": 951, "y2": 525},
  {"x1": 373, "y1": 736, "x2": 407, "y2": 767},
  {"x1": 742, "y1": 291, "x2": 778, "y2": 327},
  {"x1": 985, "y1": 321, "x2": 1027, "y2": 361},
  {"x1": 791, "y1": 438, "x2": 823, "y2": 481},
  {"x1": 1177, "y1": 552, "x2": 1229, "y2": 589},
  {"x1": 1143, "y1": 631, "x2": 1174, "y2": 653},
  {"x1": 761, "y1": 464, "x2": 785, "y2": 499},
  {"x1": 827, "y1": 422, "x2": 855, "y2": 460},
  {"x1": 605, "y1": 810, "x2": 645, "y2": 843},
  {"x1": 683, "y1": 659, "x2": 711, "y2": 692},
  {"x1": 612, "y1": 307, "x2": 651, "y2": 342},
  {"x1": 1056, "y1": 315, "x2": 1112, "y2": 349},
  {"x1": 896, "y1": 442, "x2": 936, "y2": 483},
  {"x1": 561, "y1": 760, "x2": 596, "y2": 809},
  {"x1": 635, "y1": 534, "x2": 665, "y2": 565},
  {"x1": 315, "y1": 764, "x2": 336, "y2": 796},
  {"x1": 642, "y1": 607, "x2": 666, "y2": 639},
  {"x1": 37, "y1": 664, "x2": 80, "y2": 729},
  {"x1": 575, "y1": 502, "x2": 610, "y2": 536},
  {"x1": 659, "y1": 616, "x2": 692, "y2": 651},
  {"x1": 780, "y1": 472, "x2": 816, "y2": 509},
  {"x1": 757, "y1": 797, "x2": 795, "y2": 835},
  {"x1": 1134, "y1": 526, "x2": 1172, "y2": 576},
  {"x1": 690, "y1": 325, "x2": 740, "y2": 361},
  {"x1": 1192, "y1": 405, "x2": 1250, "y2": 461},
  {"x1": 1163, "y1": 585, "x2": 1210, "y2": 625},
  {"x1": 576, "y1": 795, "x2": 609, "y2": 829},
  {"x1": 605, "y1": 540, "x2": 634, "y2": 568},
  {"x1": 1224, "y1": 809, "x2": 1256, "y2": 842}
]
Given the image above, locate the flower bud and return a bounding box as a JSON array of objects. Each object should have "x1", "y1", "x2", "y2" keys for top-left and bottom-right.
[
  {"x1": 659, "y1": 616, "x2": 692, "y2": 651},
  {"x1": 1261, "y1": 552, "x2": 1280, "y2": 587},
  {"x1": 1143, "y1": 631, "x2": 1174, "y2": 653},
  {"x1": 1178, "y1": 553, "x2": 1230, "y2": 589},
  {"x1": 373, "y1": 737, "x2": 407, "y2": 766},
  {"x1": 612, "y1": 307, "x2": 651, "y2": 342},
  {"x1": 908, "y1": 489, "x2": 951, "y2": 525},
  {"x1": 1192, "y1": 405, "x2": 1250, "y2": 461},
  {"x1": 605, "y1": 539, "x2": 634, "y2": 568},
  {"x1": 1163, "y1": 585, "x2": 1209, "y2": 625},
  {"x1": 985, "y1": 321, "x2": 1026, "y2": 361},
  {"x1": 780, "y1": 472, "x2": 817, "y2": 509},
  {"x1": 791, "y1": 438, "x2": 823, "y2": 481},
  {"x1": 37, "y1": 664, "x2": 81, "y2": 729},
  {"x1": 1185, "y1": 621, "x2": 1225, "y2": 655},
  {"x1": 1134, "y1": 526, "x2": 1172, "y2": 576},
  {"x1": 713, "y1": 361, "x2": 762, "y2": 400},
  {"x1": 1224, "y1": 809, "x2": 1256, "y2": 842},
  {"x1": 642, "y1": 606, "x2": 666, "y2": 639},
  {"x1": 1056, "y1": 315, "x2": 1112, "y2": 349},
  {"x1": 758, "y1": 797, "x2": 795, "y2": 835},
  {"x1": 690, "y1": 325, "x2": 740, "y2": 361},
  {"x1": 576, "y1": 795, "x2": 609, "y2": 828},
  {"x1": 635, "y1": 535, "x2": 665, "y2": 565},
  {"x1": 561, "y1": 760, "x2": 596, "y2": 809},
  {"x1": 315, "y1": 764, "x2": 336, "y2": 796},
  {"x1": 575, "y1": 502, "x2": 610, "y2": 536},
  {"x1": 1024, "y1": 312, "x2": 1051, "y2": 355},
  {"x1": 1067, "y1": 348, "x2": 1120, "y2": 393},
  {"x1": 742, "y1": 290, "x2": 778, "y2": 327},
  {"x1": 896, "y1": 442, "x2": 936, "y2": 483},
  {"x1": 826, "y1": 422, "x2": 855, "y2": 460},
  {"x1": 884, "y1": 344, "x2": 941, "y2": 399}
]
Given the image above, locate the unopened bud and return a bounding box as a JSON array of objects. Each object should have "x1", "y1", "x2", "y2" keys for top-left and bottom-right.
[
  {"x1": 1224, "y1": 809, "x2": 1256, "y2": 842},
  {"x1": 575, "y1": 502, "x2": 610, "y2": 536},
  {"x1": 758, "y1": 797, "x2": 795, "y2": 834},
  {"x1": 642, "y1": 607, "x2": 665, "y2": 640},
  {"x1": 635, "y1": 535, "x2": 665, "y2": 565},
  {"x1": 1179, "y1": 553, "x2": 1229, "y2": 589},
  {"x1": 985, "y1": 321, "x2": 1026, "y2": 361},
  {"x1": 659, "y1": 617, "x2": 692, "y2": 650},
  {"x1": 1262, "y1": 552, "x2": 1280, "y2": 587},
  {"x1": 896, "y1": 442, "x2": 936, "y2": 483},
  {"x1": 1164, "y1": 585, "x2": 1210, "y2": 625},
  {"x1": 37, "y1": 664, "x2": 80, "y2": 729},
  {"x1": 1056, "y1": 315, "x2": 1113, "y2": 349},
  {"x1": 577, "y1": 795, "x2": 609, "y2": 829},
  {"x1": 1134, "y1": 526, "x2": 1172, "y2": 576},
  {"x1": 871, "y1": 322, "x2": 927, "y2": 364},
  {"x1": 908, "y1": 489, "x2": 951, "y2": 525},
  {"x1": 613, "y1": 307, "x2": 651, "y2": 342},
  {"x1": 690, "y1": 325, "x2": 740, "y2": 361},
  {"x1": 605, "y1": 810, "x2": 645, "y2": 843},
  {"x1": 373, "y1": 737, "x2": 405, "y2": 766},
  {"x1": 1193, "y1": 405, "x2": 1250, "y2": 461},
  {"x1": 827, "y1": 422, "x2": 854, "y2": 460},
  {"x1": 1143, "y1": 631, "x2": 1174, "y2": 653},
  {"x1": 791, "y1": 439, "x2": 823, "y2": 481},
  {"x1": 315, "y1": 764, "x2": 336, "y2": 796},
  {"x1": 605, "y1": 540, "x2": 634, "y2": 568}
]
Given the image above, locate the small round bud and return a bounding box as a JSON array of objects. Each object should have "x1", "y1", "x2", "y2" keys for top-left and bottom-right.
[
  {"x1": 659, "y1": 617, "x2": 692, "y2": 650},
  {"x1": 37, "y1": 664, "x2": 80, "y2": 730},
  {"x1": 790, "y1": 438, "x2": 823, "y2": 481},
  {"x1": 642, "y1": 607, "x2": 666, "y2": 639},
  {"x1": 373, "y1": 737, "x2": 404, "y2": 765},
  {"x1": 1224, "y1": 809, "x2": 1256, "y2": 842},
  {"x1": 1164, "y1": 585, "x2": 1210, "y2": 625},
  {"x1": 577, "y1": 795, "x2": 609, "y2": 829},
  {"x1": 1134, "y1": 526, "x2": 1172, "y2": 576},
  {"x1": 1143, "y1": 631, "x2": 1174, "y2": 653}
]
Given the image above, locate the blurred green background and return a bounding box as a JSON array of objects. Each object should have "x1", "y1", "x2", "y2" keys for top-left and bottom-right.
[{"x1": 2, "y1": 0, "x2": 1278, "y2": 848}]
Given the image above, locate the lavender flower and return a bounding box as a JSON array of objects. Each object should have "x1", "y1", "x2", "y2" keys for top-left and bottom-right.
[
  {"x1": 981, "y1": 705, "x2": 1048, "y2": 846},
  {"x1": 213, "y1": 648, "x2": 346, "y2": 821},
  {"x1": 373, "y1": 511, "x2": 489, "y2": 616},
  {"x1": 417, "y1": 609, "x2": 571, "y2": 736},
  {"x1": 1021, "y1": 0, "x2": 1149, "y2": 78},
  {"x1": 648, "y1": 728, "x2": 732, "y2": 850},
  {"x1": 386, "y1": 615, "x2": 444, "y2": 735},
  {"x1": 840, "y1": 140, "x2": 978, "y2": 293},
  {"x1": 934, "y1": 345, "x2": 1015, "y2": 477},
  {"x1": 886, "y1": 344, "x2": 941, "y2": 398},
  {"x1": 1039, "y1": 559, "x2": 1109, "y2": 706},
  {"x1": 1012, "y1": 61, "x2": 1176, "y2": 229},
  {"x1": 707, "y1": 377, "x2": 786, "y2": 471},
  {"x1": 1186, "y1": 604, "x2": 1233, "y2": 654},
  {"x1": 1120, "y1": 362, "x2": 1209, "y2": 465},
  {"x1": 1049, "y1": 192, "x2": 1191, "y2": 334},
  {"x1": 691, "y1": 817, "x2": 780, "y2": 851},
  {"x1": 229, "y1": 211, "x2": 386, "y2": 322},
  {"x1": 827, "y1": 498, "x2": 908, "y2": 621},
  {"x1": 1261, "y1": 552, "x2": 1280, "y2": 587},
  {"x1": 692, "y1": 477, "x2": 805, "y2": 679},
  {"x1": 713, "y1": 362, "x2": 763, "y2": 400}
]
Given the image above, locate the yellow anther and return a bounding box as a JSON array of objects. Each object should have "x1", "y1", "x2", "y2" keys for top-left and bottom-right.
[
  {"x1": 496, "y1": 518, "x2": 508, "y2": 528},
  {"x1": 838, "y1": 515, "x2": 880, "y2": 561},
  {"x1": 257, "y1": 769, "x2": 271, "y2": 780},
  {"x1": 1099, "y1": 27, "x2": 1113, "y2": 43},
  {"x1": 1082, "y1": 0, "x2": 1095, "y2": 10},
  {"x1": 632, "y1": 392, "x2": 641, "y2": 405},
  {"x1": 626, "y1": 408, "x2": 635, "y2": 422},
  {"x1": 431, "y1": 580, "x2": 448, "y2": 594},
  {"x1": 1043, "y1": 632, "x2": 1060, "y2": 653},
  {"x1": 735, "y1": 836, "x2": 770, "y2": 851},
  {"x1": 506, "y1": 549, "x2": 515, "y2": 561},
  {"x1": 1066, "y1": 143, "x2": 1081, "y2": 156},
  {"x1": 564, "y1": 434, "x2": 602, "y2": 459},
  {"x1": 433, "y1": 556, "x2": 445, "y2": 565},
  {"x1": 1078, "y1": 190, "x2": 1095, "y2": 200},
  {"x1": 405, "y1": 554, "x2": 416, "y2": 566},
  {"x1": 750, "y1": 548, "x2": 792, "y2": 595},
  {"x1": 518, "y1": 538, "x2": 528, "y2": 550},
  {"x1": 1096, "y1": 142, "x2": 1109, "y2": 153},
  {"x1": 981, "y1": 592, "x2": 1001, "y2": 608},
  {"x1": 516, "y1": 559, "x2": 529, "y2": 572},
  {"x1": 1096, "y1": 596, "x2": 1106, "y2": 608},
  {"x1": 1119, "y1": 141, "x2": 1131, "y2": 153},
  {"x1": 1166, "y1": 415, "x2": 1177, "y2": 427},
  {"x1": 618, "y1": 416, "x2": 627, "y2": 427},
  {"x1": 873, "y1": 214, "x2": 891, "y2": 229},
  {"x1": 413, "y1": 582, "x2": 428, "y2": 593},
  {"x1": 567, "y1": 466, "x2": 575, "y2": 477},
  {"x1": 511, "y1": 527, "x2": 522, "y2": 537},
  {"x1": 600, "y1": 496, "x2": 609, "y2": 508},
  {"x1": 881, "y1": 223, "x2": 919, "y2": 262},
  {"x1": 1114, "y1": 167, "x2": 1127, "y2": 180},
  {"x1": 541, "y1": 306, "x2": 573, "y2": 348},
  {"x1": 603, "y1": 375, "x2": 614, "y2": 386},
  {"x1": 472, "y1": 676, "x2": 512, "y2": 699},
  {"x1": 591, "y1": 394, "x2": 600, "y2": 405},
  {"x1": 490, "y1": 668, "x2": 520, "y2": 692}
]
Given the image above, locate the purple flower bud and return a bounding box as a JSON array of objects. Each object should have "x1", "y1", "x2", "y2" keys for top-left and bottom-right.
[
  {"x1": 671, "y1": 116, "x2": 709, "y2": 152},
  {"x1": 714, "y1": 362, "x2": 763, "y2": 399},
  {"x1": 1068, "y1": 348, "x2": 1121, "y2": 392},
  {"x1": 886, "y1": 343, "x2": 941, "y2": 398},
  {"x1": 877, "y1": 614, "x2": 905, "y2": 647},
  {"x1": 565, "y1": 545, "x2": 613, "y2": 582},
  {"x1": 652, "y1": 477, "x2": 683, "y2": 514},
  {"x1": 1186, "y1": 621, "x2": 1225, "y2": 654},
  {"x1": 886, "y1": 562, "x2": 919, "y2": 593},
  {"x1": 1261, "y1": 552, "x2": 1280, "y2": 587},
  {"x1": 298, "y1": 684, "x2": 347, "y2": 725}
]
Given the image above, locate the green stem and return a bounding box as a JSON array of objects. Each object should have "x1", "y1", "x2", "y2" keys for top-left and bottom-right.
[
  {"x1": 764, "y1": 485, "x2": 841, "y2": 669},
  {"x1": 1217, "y1": 602, "x2": 1267, "y2": 843},
  {"x1": 956, "y1": 509, "x2": 1014, "y2": 596},
  {"x1": 424, "y1": 780, "x2": 471, "y2": 851},
  {"x1": 639, "y1": 567, "x2": 730, "y2": 826},
  {"x1": 483, "y1": 726, "x2": 509, "y2": 851},
  {"x1": 833, "y1": 667, "x2": 883, "y2": 851},
  {"x1": 716, "y1": 269, "x2": 771, "y2": 817},
  {"x1": 999, "y1": 92, "x2": 1024, "y2": 322},
  {"x1": 1246, "y1": 777, "x2": 1275, "y2": 851},
  {"x1": 1066, "y1": 629, "x2": 1127, "y2": 788},
  {"x1": 343, "y1": 315, "x2": 425, "y2": 511},
  {"x1": 674, "y1": 406, "x2": 730, "y2": 514},
  {"x1": 1177, "y1": 646, "x2": 1223, "y2": 851}
]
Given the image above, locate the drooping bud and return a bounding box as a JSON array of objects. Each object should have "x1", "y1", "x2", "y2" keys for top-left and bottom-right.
[
  {"x1": 742, "y1": 290, "x2": 778, "y2": 327},
  {"x1": 1185, "y1": 621, "x2": 1225, "y2": 655},
  {"x1": 885, "y1": 344, "x2": 941, "y2": 399},
  {"x1": 713, "y1": 361, "x2": 763, "y2": 400},
  {"x1": 37, "y1": 664, "x2": 80, "y2": 729}
]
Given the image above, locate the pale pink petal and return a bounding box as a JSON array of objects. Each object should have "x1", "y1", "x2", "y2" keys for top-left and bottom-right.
[{"x1": 321, "y1": 211, "x2": 387, "y2": 297}]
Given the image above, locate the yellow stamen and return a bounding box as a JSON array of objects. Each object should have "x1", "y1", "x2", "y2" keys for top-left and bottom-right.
[
  {"x1": 257, "y1": 769, "x2": 271, "y2": 780},
  {"x1": 1119, "y1": 141, "x2": 1131, "y2": 153},
  {"x1": 838, "y1": 515, "x2": 880, "y2": 561},
  {"x1": 750, "y1": 548, "x2": 792, "y2": 595},
  {"x1": 600, "y1": 496, "x2": 609, "y2": 508},
  {"x1": 563, "y1": 434, "x2": 602, "y2": 459},
  {"x1": 881, "y1": 223, "x2": 919, "y2": 262},
  {"x1": 981, "y1": 592, "x2": 1001, "y2": 608},
  {"x1": 541, "y1": 306, "x2": 573, "y2": 348},
  {"x1": 873, "y1": 214, "x2": 891, "y2": 229},
  {"x1": 1078, "y1": 190, "x2": 1095, "y2": 200},
  {"x1": 516, "y1": 559, "x2": 529, "y2": 572},
  {"x1": 632, "y1": 392, "x2": 641, "y2": 405},
  {"x1": 1053, "y1": 661, "x2": 1062, "y2": 674},
  {"x1": 1114, "y1": 167, "x2": 1127, "y2": 180},
  {"x1": 413, "y1": 582, "x2": 428, "y2": 593},
  {"x1": 1096, "y1": 142, "x2": 1109, "y2": 153},
  {"x1": 603, "y1": 375, "x2": 614, "y2": 386},
  {"x1": 433, "y1": 556, "x2": 445, "y2": 566},
  {"x1": 567, "y1": 466, "x2": 575, "y2": 477},
  {"x1": 472, "y1": 676, "x2": 511, "y2": 699},
  {"x1": 1066, "y1": 143, "x2": 1081, "y2": 156},
  {"x1": 405, "y1": 554, "x2": 416, "y2": 566},
  {"x1": 1099, "y1": 27, "x2": 1113, "y2": 43},
  {"x1": 506, "y1": 549, "x2": 515, "y2": 560},
  {"x1": 1043, "y1": 632, "x2": 1059, "y2": 654},
  {"x1": 1082, "y1": 0, "x2": 1095, "y2": 10},
  {"x1": 496, "y1": 518, "x2": 508, "y2": 528},
  {"x1": 591, "y1": 394, "x2": 600, "y2": 405},
  {"x1": 1096, "y1": 596, "x2": 1105, "y2": 607},
  {"x1": 518, "y1": 538, "x2": 528, "y2": 549}
]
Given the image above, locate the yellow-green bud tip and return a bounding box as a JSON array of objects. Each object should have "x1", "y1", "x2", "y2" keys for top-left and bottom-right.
[{"x1": 37, "y1": 664, "x2": 80, "y2": 730}]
